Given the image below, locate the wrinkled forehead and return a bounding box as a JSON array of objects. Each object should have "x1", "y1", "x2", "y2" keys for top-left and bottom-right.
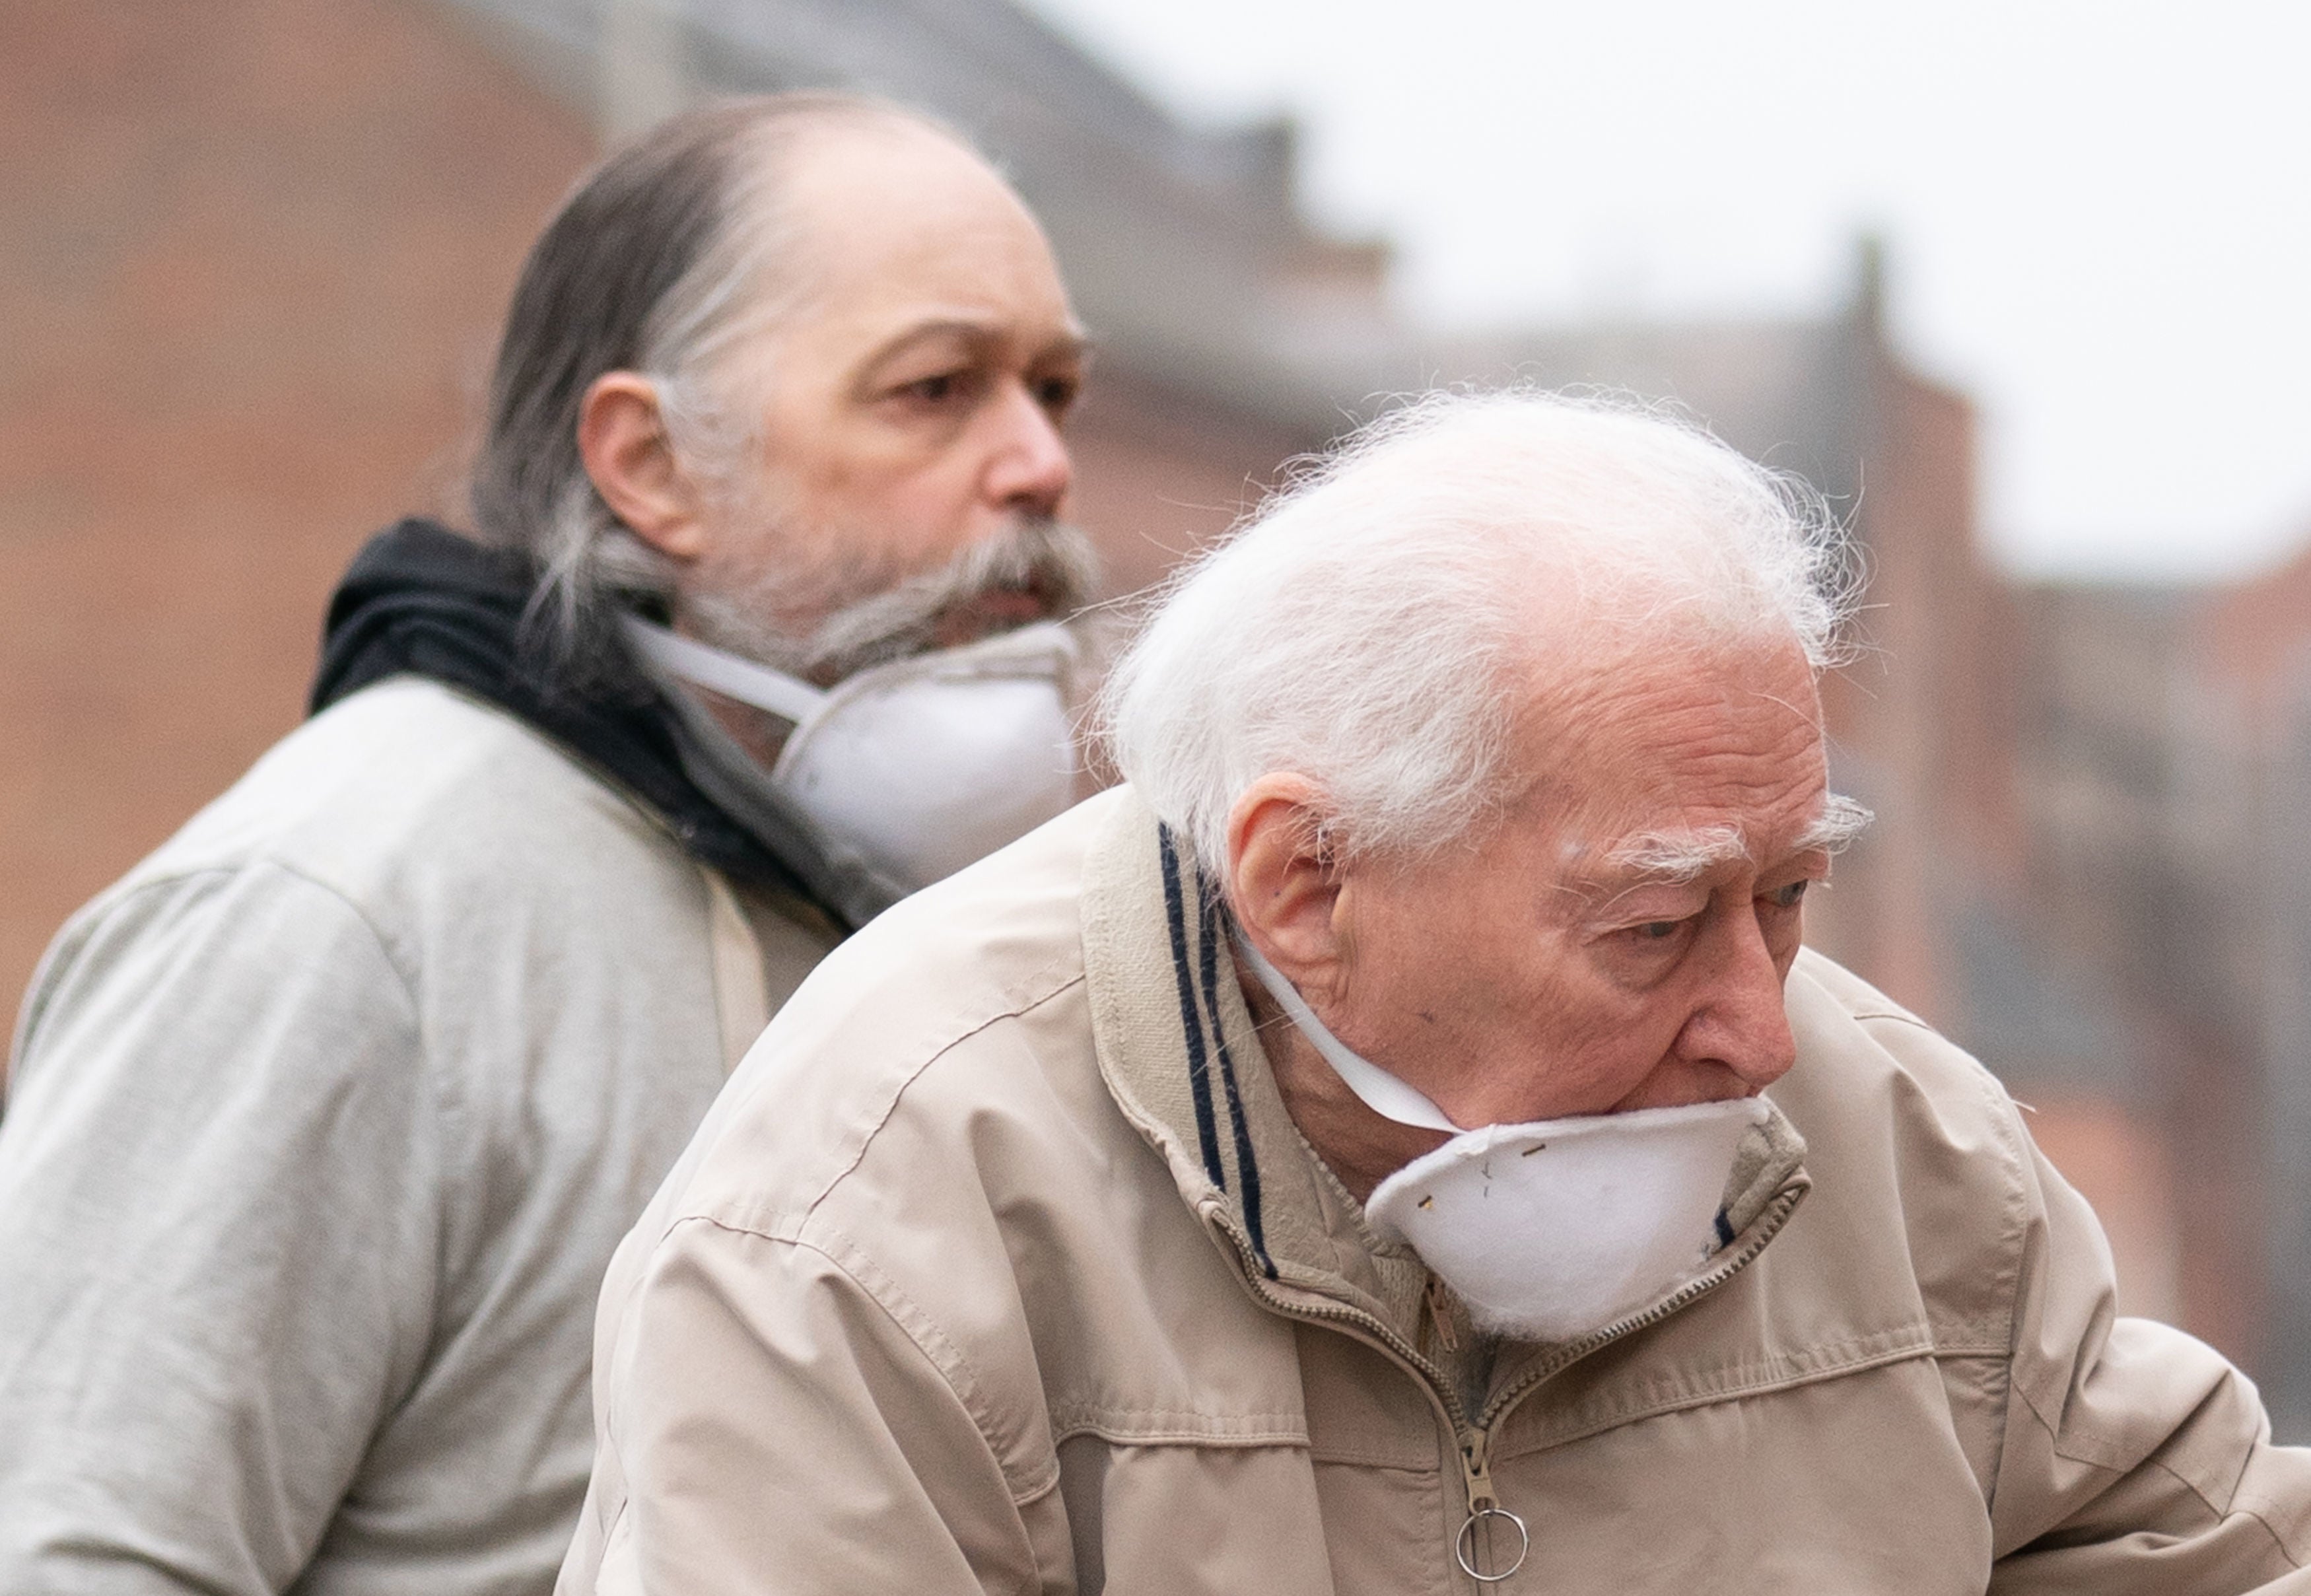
[{"x1": 1511, "y1": 628, "x2": 1835, "y2": 867}]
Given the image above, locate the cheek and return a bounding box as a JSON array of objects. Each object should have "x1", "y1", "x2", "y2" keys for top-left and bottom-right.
[
  {"x1": 782, "y1": 452, "x2": 986, "y2": 565},
  {"x1": 1430, "y1": 938, "x2": 1634, "y2": 1102},
  {"x1": 1484, "y1": 950, "x2": 1703, "y2": 1115}
]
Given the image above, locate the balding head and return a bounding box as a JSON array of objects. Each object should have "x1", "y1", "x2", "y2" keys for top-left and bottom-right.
[{"x1": 471, "y1": 93, "x2": 1083, "y2": 682}]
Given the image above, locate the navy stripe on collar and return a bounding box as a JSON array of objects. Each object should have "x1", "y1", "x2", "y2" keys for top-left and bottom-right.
[
  {"x1": 1157, "y1": 825, "x2": 1228, "y2": 1193},
  {"x1": 1155, "y1": 825, "x2": 1278, "y2": 1281},
  {"x1": 1198, "y1": 889, "x2": 1278, "y2": 1280}
]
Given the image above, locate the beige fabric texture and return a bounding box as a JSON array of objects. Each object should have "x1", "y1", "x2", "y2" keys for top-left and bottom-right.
[{"x1": 564, "y1": 786, "x2": 2311, "y2": 1594}]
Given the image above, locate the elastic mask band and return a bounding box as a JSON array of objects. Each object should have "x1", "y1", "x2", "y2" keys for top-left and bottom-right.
[
  {"x1": 621, "y1": 617, "x2": 825, "y2": 725},
  {"x1": 1235, "y1": 934, "x2": 1462, "y2": 1133}
]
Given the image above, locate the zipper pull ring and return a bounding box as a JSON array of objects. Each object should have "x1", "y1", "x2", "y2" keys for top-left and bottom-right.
[{"x1": 1454, "y1": 1428, "x2": 1529, "y2": 1583}]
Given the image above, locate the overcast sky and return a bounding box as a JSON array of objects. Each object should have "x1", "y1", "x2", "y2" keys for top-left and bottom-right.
[{"x1": 1020, "y1": 0, "x2": 2311, "y2": 581}]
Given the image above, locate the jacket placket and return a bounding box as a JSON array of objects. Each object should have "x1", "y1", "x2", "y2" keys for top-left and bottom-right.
[{"x1": 1199, "y1": 1179, "x2": 1809, "y2": 1586}]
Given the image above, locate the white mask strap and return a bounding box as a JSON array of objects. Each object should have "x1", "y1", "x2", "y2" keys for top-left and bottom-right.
[
  {"x1": 621, "y1": 617, "x2": 826, "y2": 726},
  {"x1": 1235, "y1": 934, "x2": 1462, "y2": 1133}
]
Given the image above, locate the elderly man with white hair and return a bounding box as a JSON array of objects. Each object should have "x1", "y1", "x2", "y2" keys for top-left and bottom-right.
[{"x1": 562, "y1": 392, "x2": 2311, "y2": 1593}]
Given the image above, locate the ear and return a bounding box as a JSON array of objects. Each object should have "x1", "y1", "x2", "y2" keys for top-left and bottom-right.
[
  {"x1": 576, "y1": 372, "x2": 712, "y2": 563},
  {"x1": 1225, "y1": 773, "x2": 1353, "y2": 1005}
]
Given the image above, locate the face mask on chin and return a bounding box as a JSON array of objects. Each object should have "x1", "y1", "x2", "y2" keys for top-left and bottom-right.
[
  {"x1": 1237, "y1": 934, "x2": 1766, "y2": 1344},
  {"x1": 622, "y1": 614, "x2": 1083, "y2": 913}
]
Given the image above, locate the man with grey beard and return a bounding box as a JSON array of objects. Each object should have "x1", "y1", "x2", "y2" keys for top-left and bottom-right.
[{"x1": 0, "y1": 93, "x2": 1096, "y2": 1595}]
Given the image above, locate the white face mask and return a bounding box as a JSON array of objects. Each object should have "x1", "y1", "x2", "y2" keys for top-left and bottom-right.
[
  {"x1": 1239, "y1": 936, "x2": 1766, "y2": 1343},
  {"x1": 623, "y1": 617, "x2": 1082, "y2": 908}
]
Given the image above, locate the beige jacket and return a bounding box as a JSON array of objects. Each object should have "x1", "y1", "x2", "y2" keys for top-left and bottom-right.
[{"x1": 563, "y1": 787, "x2": 2311, "y2": 1594}]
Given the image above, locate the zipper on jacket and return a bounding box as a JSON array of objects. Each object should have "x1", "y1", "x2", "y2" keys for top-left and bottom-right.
[
  {"x1": 1457, "y1": 1425, "x2": 1496, "y2": 1518},
  {"x1": 1452, "y1": 1423, "x2": 1527, "y2": 1582},
  {"x1": 1470, "y1": 1181, "x2": 1807, "y2": 1433},
  {"x1": 1424, "y1": 1274, "x2": 1461, "y2": 1354},
  {"x1": 1204, "y1": 1177, "x2": 1807, "y2": 1585}
]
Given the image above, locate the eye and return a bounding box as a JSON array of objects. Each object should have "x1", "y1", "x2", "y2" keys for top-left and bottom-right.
[
  {"x1": 1765, "y1": 880, "x2": 1809, "y2": 910},
  {"x1": 1612, "y1": 915, "x2": 1695, "y2": 952},
  {"x1": 905, "y1": 371, "x2": 963, "y2": 403},
  {"x1": 1033, "y1": 372, "x2": 1082, "y2": 417}
]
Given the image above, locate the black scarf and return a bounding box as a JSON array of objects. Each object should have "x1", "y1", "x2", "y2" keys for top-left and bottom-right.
[{"x1": 310, "y1": 518, "x2": 836, "y2": 918}]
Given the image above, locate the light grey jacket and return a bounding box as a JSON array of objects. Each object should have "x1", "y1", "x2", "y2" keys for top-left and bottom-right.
[{"x1": 0, "y1": 677, "x2": 835, "y2": 1595}]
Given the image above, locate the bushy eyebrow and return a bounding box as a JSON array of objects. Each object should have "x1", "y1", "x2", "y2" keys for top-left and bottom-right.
[
  {"x1": 1597, "y1": 791, "x2": 1875, "y2": 887},
  {"x1": 1795, "y1": 792, "x2": 1873, "y2": 856},
  {"x1": 1604, "y1": 824, "x2": 1750, "y2": 885},
  {"x1": 859, "y1": 317, "x2": 1091, "y2": 376}
]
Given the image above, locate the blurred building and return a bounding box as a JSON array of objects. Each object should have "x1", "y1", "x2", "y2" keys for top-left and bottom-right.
[
  {"x1": 2006, "y1": 586, "x2": 2245, "y2": 1351},
  {"x1": 7, "y1": 0, "x2": 2265, "y2": 1406},
  {"x1": 2005, "y1": 545, "x2": 2311, "y2": 1438},
  {"x1": 1, "y1": 0, "x2": 596, "y2": 1043},
  {"x1": 2199, "y1": 546, "x2": 2311, "y2": 1436}
]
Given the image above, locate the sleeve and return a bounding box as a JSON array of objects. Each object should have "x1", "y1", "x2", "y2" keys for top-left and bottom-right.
[
  {"x1": 0, "y1": 863, "x2": 443, "y2": 1595},
  {"x1": 574, "y1": 1216, "x2": 1061, "y2": 1596},
  {"x1": 1986, "y1": 1127, "x2": 2311, "y2": 1593}
]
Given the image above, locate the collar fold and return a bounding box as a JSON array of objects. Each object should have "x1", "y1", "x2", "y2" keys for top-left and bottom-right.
[{"x1": 310, "y1": 518, "x2": 852, "y2": 924}]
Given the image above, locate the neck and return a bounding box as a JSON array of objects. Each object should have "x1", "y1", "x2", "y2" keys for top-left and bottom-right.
[
  {"x1": 658, "y1": 609, "x2": 802, "y2": 767},
  {"x1": 1233, "y1": 946, "x2": 1449, "y2": 1202}
]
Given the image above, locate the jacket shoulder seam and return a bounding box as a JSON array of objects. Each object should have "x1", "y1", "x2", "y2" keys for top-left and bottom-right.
[
  {"x1": 742, "y1": 1222, "x2": 1064, "y2": 1515},
  {"x1": 1969, "y1": 1043, "x2": 2034, "y2": 1511},
  {"x1": 798, "y1": 959, "x2": 1086, "y2": 1224},
  {"x1": 36, "y1": 856, "x2": 425, "y2": 1025},
  {"x1": 706, "y1": 959, "x2": 1089, "y2": 1238}
]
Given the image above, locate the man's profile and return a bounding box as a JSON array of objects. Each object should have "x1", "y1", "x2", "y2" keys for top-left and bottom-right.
[
  {"x1": 0, "y1": 93, "x2": 1094, "y2": 1594},
  {"x1": 564, "y1": 391, "x2": 2311, "y2": 1593}
]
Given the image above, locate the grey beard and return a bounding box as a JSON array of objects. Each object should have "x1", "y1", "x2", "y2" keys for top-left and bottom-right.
[{"x1": 681, "y1": 516, "x2": 1103, "y2": 685}]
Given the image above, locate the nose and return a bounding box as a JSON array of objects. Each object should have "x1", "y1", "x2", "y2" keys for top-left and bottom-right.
[
  {"x1": 981, "y1": 380, "x2": 1072, "y2": 519},
  {"x1": 1672, "y1": 909, "x2": 1797, "y2": 1092}
]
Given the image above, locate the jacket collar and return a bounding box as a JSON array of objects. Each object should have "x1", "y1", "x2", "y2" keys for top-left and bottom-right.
[
  {"x1": 1080, "y1": 788, "x2": 1811, "y2": 1347},
  {"x1": 309, "y1": 518, "x2": 859, "y2": 926}
]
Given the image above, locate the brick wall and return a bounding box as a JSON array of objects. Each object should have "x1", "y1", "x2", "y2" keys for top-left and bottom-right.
[{"x1": 0, "y1": 0, "x2": 602, "y2": 1030}]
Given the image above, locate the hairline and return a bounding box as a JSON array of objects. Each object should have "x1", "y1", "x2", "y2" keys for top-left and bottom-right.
[
  {"x1": 665, "y1": 117, "x2": 1071, "y2": 463},
  {"x1": 1098, "y1": 388, "x2": 1864, "y2": 883}
]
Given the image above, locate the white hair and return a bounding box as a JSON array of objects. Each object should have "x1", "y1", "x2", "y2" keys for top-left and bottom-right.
[{"x1": 1098, "y1": 388, "x2": 1859, "y2": 875}]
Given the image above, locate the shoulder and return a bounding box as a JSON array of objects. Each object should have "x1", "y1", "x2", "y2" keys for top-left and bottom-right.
[
  {"x1": 17, "y1": 676, "x2": 724, "y2": 1124},
  {"x1": 662, "y1": 792, "x2": 1122, "y2": 1243},
  {"x1": 51, "y1": 677, "x2": 711, "y2": 996},
  {"x1": 1783, "y1": 947, "x2": 2028, "y2": 1184},
  {"x1": 595, "y1": 791, "x2": 1275, "y2": 1472},
  {"x1": 143, "y1": 677, "x2": 686, "y2": 909},
  {"x1": 1775, "y1": 948, "x2": 2038, "y2": 1352}
]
